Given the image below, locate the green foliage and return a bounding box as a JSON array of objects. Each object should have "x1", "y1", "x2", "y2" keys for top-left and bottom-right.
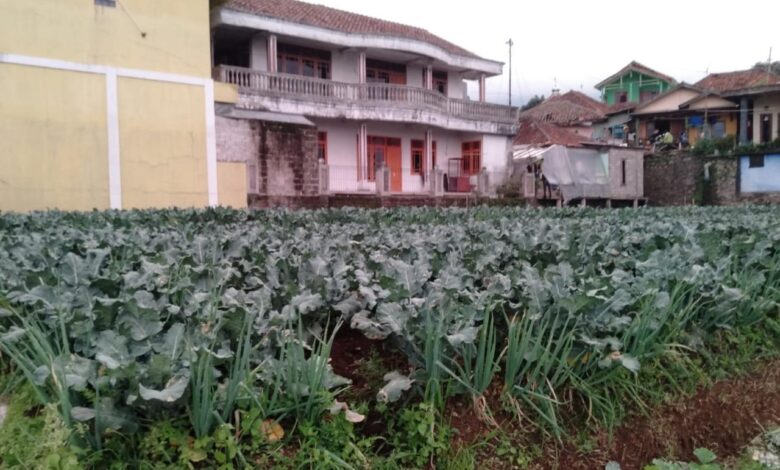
[
  {"x1": 387, "y1": 402, "x2": 448, "y2": 468},
  {"x1": 692, "y1": 139, "x2": 716, "y2": 156},
  {"x1": 521, "y1": 94, "x2": 546, "y2": 111},
  {"x1": 0, "y1": 206, "x2": 780, "y2": 466},
  {"x1": 0, "y1": 386, "x2": 80, "y2": 469},
  {"x1": 644, "y1": 447, "x2": 720, "y2": 470}
]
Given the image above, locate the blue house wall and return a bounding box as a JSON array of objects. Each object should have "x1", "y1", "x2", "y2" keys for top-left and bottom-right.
[{"x1": 740, "y1": 154, "x2": 780, "y2": 193}]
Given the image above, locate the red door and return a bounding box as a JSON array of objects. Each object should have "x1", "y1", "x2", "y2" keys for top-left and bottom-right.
[{"x1": 387, "y1": 144, "x2": 402, "y2": 192}]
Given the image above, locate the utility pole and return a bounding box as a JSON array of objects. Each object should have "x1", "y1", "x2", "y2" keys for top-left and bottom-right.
[
  {"x1": 768, "y1": 47, "x2": 774, "y2": 84},
  {"x1": 506, "y1": 38, "x2": 514, "y2": 107}
]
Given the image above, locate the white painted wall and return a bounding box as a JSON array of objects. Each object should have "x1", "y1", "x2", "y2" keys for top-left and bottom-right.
[
  {"x1": 312, "y1": 119, "x2": 511, "y2": 193},
  {"x1": 250, "y1": 35, "x2": 268, "y2": 71},
  {"x1": 448, "y1": 72, "x2": 467, "y2": 99},
  {"x1": 332, "y1": 50, "x2": 359, "y2": 83},
  {"x1": 753, "y1": 94, "x2": 780, "y2": 142},
  {"x1": 407, "y1": 64, "x2": 424, "y2": 88}
]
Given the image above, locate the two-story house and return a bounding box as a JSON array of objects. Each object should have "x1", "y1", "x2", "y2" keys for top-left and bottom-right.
[{"x1": 211, "y1": 0, "x2": 518, "y2": 204}]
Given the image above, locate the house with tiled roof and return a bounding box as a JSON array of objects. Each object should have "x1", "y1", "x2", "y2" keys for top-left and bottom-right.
[
  {"x1": 592, "y1": 61, "x2": 676, "y2": 144},
  {"x1": 210, "y1": 0, "x2": 518, "y2": 203},
  {"x1": 695, "y1": 68, "x2": 780, "y2": 144}
]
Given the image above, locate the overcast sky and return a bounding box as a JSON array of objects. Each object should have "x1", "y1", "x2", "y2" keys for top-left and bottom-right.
[{"x1": 314, "y1": 0, "x2": 779, "y2": 106}]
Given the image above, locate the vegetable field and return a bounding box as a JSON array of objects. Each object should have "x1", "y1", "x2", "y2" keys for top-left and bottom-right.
[{"x1": 0, "y1": 206, "x2": 779, "y2": 468}]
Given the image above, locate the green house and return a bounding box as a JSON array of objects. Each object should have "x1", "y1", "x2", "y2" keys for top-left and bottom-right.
[{"x1": 595, "y1": 61, "x2": 675, "y2": 105}]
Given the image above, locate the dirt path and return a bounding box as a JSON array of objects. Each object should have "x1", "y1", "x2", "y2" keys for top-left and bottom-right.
[{"x1": 541, "y1": 359, "x2": 780, "y2": 469}]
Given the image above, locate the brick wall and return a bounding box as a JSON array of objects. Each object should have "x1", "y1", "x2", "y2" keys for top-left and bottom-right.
[
  {"x1": 216, "y1": 117, "x2": 320, "y2": 197},
  {"x1": 248, "y1": 194, "x2": 530, "y2": 209}
]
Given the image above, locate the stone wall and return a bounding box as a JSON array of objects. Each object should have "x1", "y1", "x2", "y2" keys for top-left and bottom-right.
[
  {"x1": 216, "y1": 116, "x2": 319, "y2": 197},
  {"x1": 644, "y1": 153, "x2": 780, "y2": 206},
  {"x1": 643, "y1": 154, "x2": 703, "y2": 206}
]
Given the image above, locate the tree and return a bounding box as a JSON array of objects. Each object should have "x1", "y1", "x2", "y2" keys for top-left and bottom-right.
[
  {"x1": 753, "y1": 61, "x2": 780, "y2": 75},
  {"x1": 520, "y1": 94, "x2": 546, "y2": 112}
]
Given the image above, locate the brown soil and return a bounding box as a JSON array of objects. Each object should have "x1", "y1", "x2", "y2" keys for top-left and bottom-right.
[
  {"x1": 329, "y1": 328, "x2": 409, "y2": 398},
  {"x1": 538, "y1": 359, "x2": 780, "y2": 470}
]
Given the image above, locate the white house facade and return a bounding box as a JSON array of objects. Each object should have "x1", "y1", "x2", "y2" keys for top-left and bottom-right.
[{"x1": 211, "y1": 0, "x2": 518, "y2": 201}]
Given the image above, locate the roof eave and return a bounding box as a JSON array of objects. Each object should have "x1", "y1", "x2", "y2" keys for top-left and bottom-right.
[{"x1": 213, "y1": 7, "x2": 504, "y2": 76}]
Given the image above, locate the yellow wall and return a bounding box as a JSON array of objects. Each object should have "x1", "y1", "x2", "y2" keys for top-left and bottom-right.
[
  {"x1": 0, "y1": 0, "x2": 219, "y2": 212},
  {"x1": 0, "y1": 0, "x2": 211, "y2": 77},
  {"x1": 218, "y1": 162, "x2": 248, "y2": 209},
  {"x1": 0, "y1": 64, "x2": 110, "y2": 211},
  {"x1": 119, "y1": 78, "x2": 209, "y2": 209}
]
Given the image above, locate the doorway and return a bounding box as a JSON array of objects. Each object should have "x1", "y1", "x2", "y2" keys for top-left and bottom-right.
[
  {"x1": 760, "y1": 114, "x2": 773, "y2": 143},
  {"x1": 368, "y1": 136, "x2": 402, "y2": 192}
]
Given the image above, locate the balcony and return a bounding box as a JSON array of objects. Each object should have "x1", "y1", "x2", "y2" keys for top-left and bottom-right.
[{"x1": 214, "y1": 65, "x2": 518, "y2": 134}]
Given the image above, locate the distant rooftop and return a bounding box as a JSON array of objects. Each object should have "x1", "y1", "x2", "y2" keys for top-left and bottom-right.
[
  {"x1": 222, "y1": 0, "x2": 482, "y2": 60},
  {"x1": 695, "y1": 68, "x2": 780, "y2": 94},
  {"x1": 520, "y1": 90, "x2": 607, "y2": 126}
]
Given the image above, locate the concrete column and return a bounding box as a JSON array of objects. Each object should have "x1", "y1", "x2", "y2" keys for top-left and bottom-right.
[
  {"x1": 358, "y1": 123, "x2": 368, "y2": 186},
  {"x1": 358, "y1": 51, "x2": 367, "y2": 84},
  {"x1": 267, "y1": 34, "x2": 278, "y2": 73},
  {"x1": 425, "y1": 129, "x2": 434, "y2": 189},
  {"x1": 479, "y1": 74, "x2": 486, "y2": 103},
  {"x1": 739, "y1": 97, "x2": 749, "y2": 144},
  {"x1": 424, "y1": 64, "x2": 433, "y2": 90}
]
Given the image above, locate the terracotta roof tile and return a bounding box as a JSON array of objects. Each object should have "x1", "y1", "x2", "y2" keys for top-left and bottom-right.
[
  {"x1": 514, "y1": 118, "x2": 587, "y2": 147},
  {"x1": 549, "y1": 90, "x2": 610, "y2": 114},
  {"x1": 520, "y1": 94, "x2": 605, "y2": 126},
  {"x1": 695, "y1": 69, "x2": 780, "y2": 93},
  {"x1": 223, "y1": 0, "x2": 481, "y2": 59}
]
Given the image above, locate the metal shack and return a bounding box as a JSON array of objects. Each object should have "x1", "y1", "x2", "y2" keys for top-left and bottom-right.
[{"x1": 513, "y1": 144, "x2": 645, "y2": 207}]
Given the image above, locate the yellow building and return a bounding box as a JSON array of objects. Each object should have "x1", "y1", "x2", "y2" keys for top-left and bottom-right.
[{"x1": 0, "y1": 0, "x2": 245, "y2": 211}]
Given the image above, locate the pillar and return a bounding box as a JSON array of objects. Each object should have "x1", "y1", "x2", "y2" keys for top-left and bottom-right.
[
  {"x1": 425, "y1": 129, "x2": 434, "y2": 188},
  {"x1": 358, "y1": 123, "x2": 368, "y2": 185},
  {"x1": 739, "y1": 97, "x2": 749, "y2": 144},
  {"x1": 425, "y1": 64, "x2": 433, "y2": 90},
  {"x1": 358, "y1": 51, "x2": 367, "y2": 84},
  {"x1": 267, "y1": 34, "x2": 278, "y2": 73},
  {"x1": 479, "y1": 74, "x2": 486, "y2": 103}
]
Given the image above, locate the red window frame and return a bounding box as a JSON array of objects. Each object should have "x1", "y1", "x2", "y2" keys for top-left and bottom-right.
[
  {"x1": 411, "y1": 140, "x2": 438, "y2": 174},
  {"x1": 277, "y1": 43, "x2": 331, "y2": 79},
  {"x1": 461, "y1": 141, "x2": 481, "y2": 176},
  {"x1": 317, "y1": 132, "x2": 328, "y2": 163},
  {"x1": 411, "y1": 140, "x2": 424, "y2": 175},
  {"x1": 366, "y1": 136, "x2": 401, "y2": 181}
]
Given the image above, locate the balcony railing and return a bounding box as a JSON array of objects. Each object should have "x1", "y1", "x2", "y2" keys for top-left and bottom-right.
[{"x1": 214, "y1": 65, "x2": 518, "y2": 125}]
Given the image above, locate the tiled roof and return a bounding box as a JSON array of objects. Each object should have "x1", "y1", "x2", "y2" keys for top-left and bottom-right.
[
  {"x1": 595, "y1": 61, "x2": 675, "y2": 89},
  {"x1": 520, "y1": 95, "x2": 605, "y2": 126},
  {"x1": 549, "y1": 91, "x2": 610, "y2": 114},
  {"x1": 605, "y1": 101, "x2": 639, "y2": 115},
  {"x1": 514, "y1": 118, "x2": 587, "y2": 147},
  {"x1": 223, "y1": 0, "x2": 481, "y2": 59},
  {"x1": 695, "y1": 68, "x2": 780, "y2": 93}
]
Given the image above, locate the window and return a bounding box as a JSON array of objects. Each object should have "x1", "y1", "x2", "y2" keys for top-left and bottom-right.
[
  {"x1": 317, "y1": 132, "x2": 328, "y2": 163},
  {"x1": 433, "y1": 71, "x2": 448, "y2": 95},
  {"x1": 411, "y1": 140, "x2": 424, "y2": 174},
  {"x1": 617, "y1": 91, "x2": 628, "y2": 103},
  {"x1": 95, "y1": 0, "x2": 116, "y2": 6},
  {"x1": 621, "y1": 159, "x2": 627, "y2": 186},
  {"x1": 366, "y1": 59, "x2": 406, "y2": 85},
  {"x1": 411, "y1": 140, "x2": 437, "y2": 174},
  {"x1": 749, "y1": 155, "x2": 765, "y2": 168},
  {"x1": 461, "y1": 141, "x2": 481, "y2": 175},
  {"x1": 277, "y1": 44, "x2": 331, "y2": 79}
]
